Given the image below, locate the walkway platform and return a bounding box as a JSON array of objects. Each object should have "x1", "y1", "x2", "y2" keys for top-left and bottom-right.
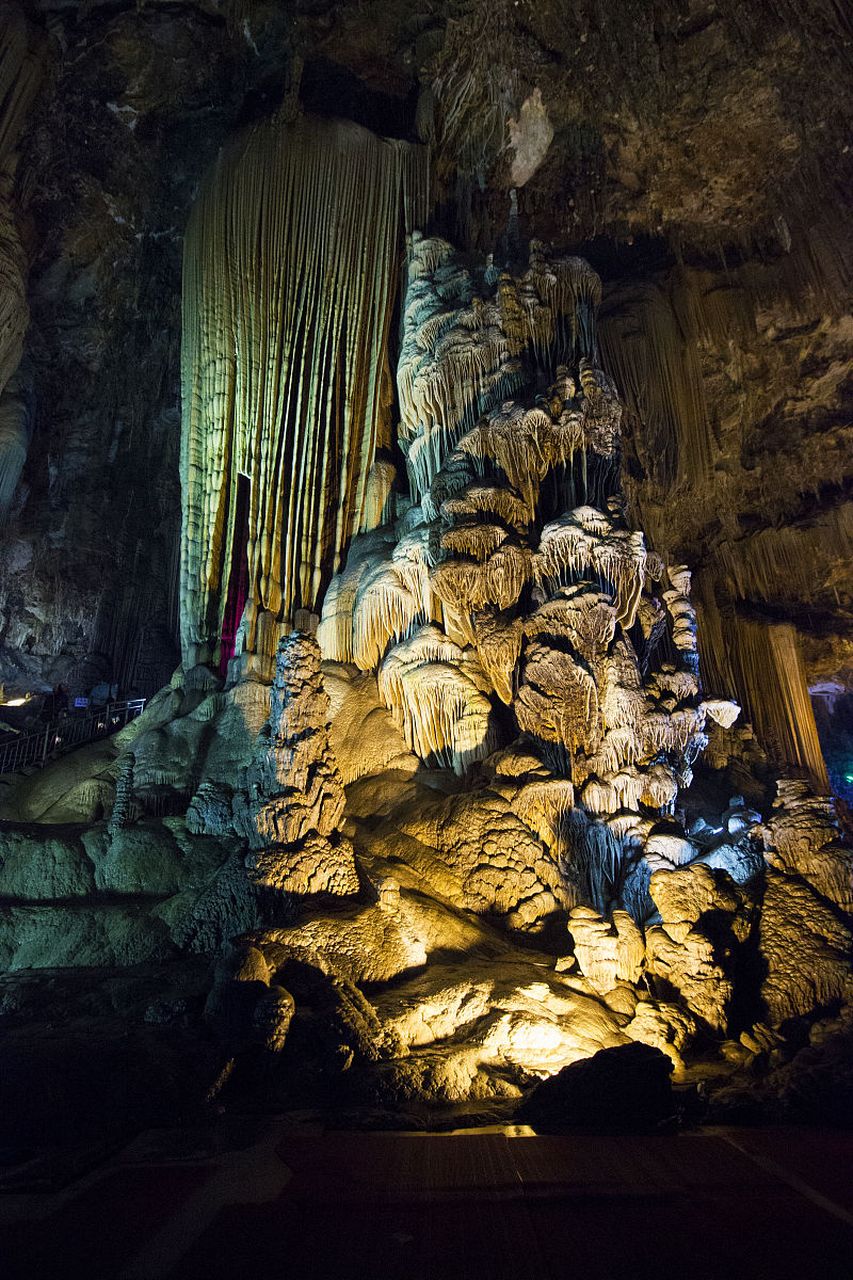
[{"x1": 2, "y1": 1123, "x2": 851, "y2": 1278}]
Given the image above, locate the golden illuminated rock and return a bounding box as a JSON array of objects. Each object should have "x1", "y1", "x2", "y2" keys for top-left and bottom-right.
[{"x1": 242, "y1": 632, "x2": 359, "y2": 898}]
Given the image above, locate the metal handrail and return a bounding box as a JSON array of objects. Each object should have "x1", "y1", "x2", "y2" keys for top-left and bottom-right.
[{"x1": 0, "y1": 698, "x2": 146, "y2": 776}]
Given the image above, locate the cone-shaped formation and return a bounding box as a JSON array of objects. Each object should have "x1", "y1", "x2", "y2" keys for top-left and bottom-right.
[{"x1": 180, "y1": 114, "x2": 429, "y2": 669}]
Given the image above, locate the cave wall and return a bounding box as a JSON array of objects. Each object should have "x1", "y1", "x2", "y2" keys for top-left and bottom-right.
[{"x1": 0, "y1": 0, "x2": 300, "y2": 695}]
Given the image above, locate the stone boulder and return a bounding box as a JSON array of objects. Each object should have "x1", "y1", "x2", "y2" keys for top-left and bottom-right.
[{"x1": 517, "y1": 1042, "x2": 674, "y2": 1132}]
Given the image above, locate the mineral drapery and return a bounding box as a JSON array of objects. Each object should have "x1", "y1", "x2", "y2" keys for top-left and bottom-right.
[{"x1": 180, "y1": 113, "x2": 429, "y2": 667}]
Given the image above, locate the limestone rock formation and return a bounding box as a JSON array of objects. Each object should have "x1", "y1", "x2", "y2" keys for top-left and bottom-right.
[
  {"x1": 764, "y1": 779, "x2": 853, "y2": 911},
  {"x1": 242, "y1": 633, "x2": 359, "y2": 898},
  {"x1": 645, "y1": 864, "x2": 755, "y2": 1034},
  {"x1": 0, "y1": 7, "x2": 41, "y2": 514},
  {"x1": 517, "y1": 1041, "x2": 674, "y2": 1133},
  {"x1": 567, "y1": 906, "x2": 645, "y2": 993},
  {"x1": 320, "y1": 237, "x2": 721, "y2": 930}
]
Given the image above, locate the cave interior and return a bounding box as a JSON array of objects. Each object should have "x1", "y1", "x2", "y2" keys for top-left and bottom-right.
[{"x1": 0, "y1": 0, "x2": 851, "y2": 1270}]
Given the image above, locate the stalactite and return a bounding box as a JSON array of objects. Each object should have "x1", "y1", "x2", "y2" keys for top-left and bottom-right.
[
  {"x1": 440, "y1": 483, "x2": 531, "y2": 532},
  {"x1": 728, "y1": 617, "x2": 829, "y2": 790},
  {"x1": 180, "y1": 114, "x2": 429, "y2": 668},
  {"x1": 431, "y1": 541, "x2": 532, "y2": 615},
  {"x1": 693, "y1": 511, "x2": 846, "y2": 783},
  {"x1": 535, "y1": 508, "x2": 647, "y2": 630},
  {"x1": 377, "y1": 625, "x2": 497, "y2": 774},
  {"x1": 398, "y1": 235, "x2": 602, "y2": 503},
  {"x1": 714, "y1": 505, "x2": 853, "y2": 607},
  {"x1": 352, "y1": 563, "x2": 423, "y2": 673},
  {"x1": 692, "y1": 570, "x2": 736, "y2": 698},
  {"x1": 515, "y1": 777, "x2": 575, "y2": 849},
  {"x1": 560, "y1": 808, "x2": 626, "y2": 915},
  {"x1": 597, "y1": 282, "x2": 714, "y2": 490},
  {"x1": 427, "y1": 1, "x2": 519, "y2": 184}
]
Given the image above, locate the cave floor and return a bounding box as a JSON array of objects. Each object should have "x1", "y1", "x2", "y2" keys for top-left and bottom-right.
[{"x1": 2, "y1": 1121, "x2": 851, "y2": 1279}]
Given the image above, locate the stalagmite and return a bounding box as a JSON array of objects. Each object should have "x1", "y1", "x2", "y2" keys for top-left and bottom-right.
[
  {"x1": 316, "y1": 235, "x2": 717, "y2": 910},
  {"x1": 180, "y1": 114, "x2": 429, "y2": 668}
]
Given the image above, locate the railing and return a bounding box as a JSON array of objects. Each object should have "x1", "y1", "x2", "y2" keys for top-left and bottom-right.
[{"x1": 0, "y1": 699, "x2": 146, "y2": 776}]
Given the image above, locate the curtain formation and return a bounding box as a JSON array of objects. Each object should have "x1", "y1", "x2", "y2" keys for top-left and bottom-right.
[
  {"x1": 179, "y1": 113, "x2": 429, "y2": 668},
  {"x1": 728, "y1": 618, "x2": 829, "y2": 790},
  {"x1": 694, "y1": 582, "x2": 829, "y2": 790}
]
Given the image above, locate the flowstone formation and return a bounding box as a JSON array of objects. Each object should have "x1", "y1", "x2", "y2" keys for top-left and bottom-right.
[{"x1": 320, "y1": 235, "x2": 739, "y2": 920}]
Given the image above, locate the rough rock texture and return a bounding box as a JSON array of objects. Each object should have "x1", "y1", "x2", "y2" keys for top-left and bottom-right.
[
  {"x1": 567, "y1": 906, "x2": 644, "y2": 993},
  {"x1": 764, "y1": 779, "x2": 853, "y2": 911},
  {"x1": 758, "y1": 871, "x2": 852, "y2": 1026},
  {"x1": 241, "y1": 633, "x2": 359, "y2": 898},
  {"x1": 0, "y1": 0, "x2": 847, "y2": 719},
  {"x1": 0, "y1": 816, "x2": 261, "y2": 969},
  {"x1": 645, "y1": 864, "x2": 755, "y2": 1034},
  {"x1": 320, "y1": 237, "x2": 727, "y2": 931}
]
